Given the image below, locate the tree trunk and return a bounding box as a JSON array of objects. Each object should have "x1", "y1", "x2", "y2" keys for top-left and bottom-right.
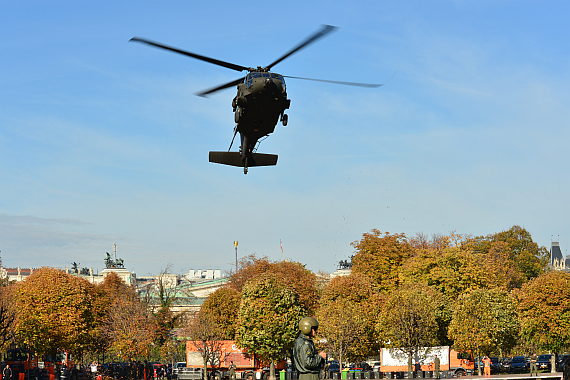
[
  {"x1": 203, "y1": 356, "x2": 208, "y2": 380},
  {"x1": 270, "y1": 361, "x2": 275, "y2": 380}
]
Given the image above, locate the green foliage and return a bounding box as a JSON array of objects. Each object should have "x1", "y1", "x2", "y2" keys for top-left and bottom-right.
[
  {"x1": 316, "y1": 273, "x2": 383, "y2": 364},
  {"x1": 235, "y1": 272, "x2": 305, "y2": 364},
  {"x1": 448, "y1": 288, "x2": 519, "y2": 357},
  {"x1": 200, "y1": 287, "x2": 241, "y2": 339},
  {"x1": 230, "y1": 255, "x2": 319, "y2": 314},
  {"x1": 378, "y1": 283, "x2": 440, "y2": 362},
  {"x1": 468, "y1": 226, "x2": 549, "y2": 282},
  {"x1": 399, "y1": 245, "x2": 489, "y2": 299},
  {"x1": 518, "y1": 271, "x2": 570, "y2": 353}
]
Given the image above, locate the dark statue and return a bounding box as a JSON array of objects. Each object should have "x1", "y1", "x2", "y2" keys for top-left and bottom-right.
[{"x1": 105, "y1": 252, "x2": 125, "y2": 269}]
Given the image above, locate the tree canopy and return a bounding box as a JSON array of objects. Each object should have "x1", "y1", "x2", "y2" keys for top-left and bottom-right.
[
  {"x1": 316, "y1": 273, "x2": 383, "y2": 365},
  {"x1": 235, "y1": 272, "x2": 305, "y2": 379},
  {"x1": 351, "y1": 230, "x2": 414, "y2": 292},
  {"x1": 448, "y1": 288, "x2": 519, "y2": 363},
  {"x1": 229, "y1": 255, "x2": 319, "y2": 314},
  {"x1": 518, "y1": 271, "x2": 570, "y2": 353},
  {"x1": 14, "y1": 267, "x2": 98, "y2": 356}
]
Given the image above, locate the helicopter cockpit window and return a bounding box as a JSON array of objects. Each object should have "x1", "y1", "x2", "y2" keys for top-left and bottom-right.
[{"x1": 247, "y1": 72, "x2": 263, "y2": 88}]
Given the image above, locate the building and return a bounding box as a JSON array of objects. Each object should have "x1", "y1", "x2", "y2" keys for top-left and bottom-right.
[
  {"x1": 551, "y1": 240, "x2": 567, "y2": 271},
  {"x1": 0, "y1": 262, "x2": 228, "y2": 314}
]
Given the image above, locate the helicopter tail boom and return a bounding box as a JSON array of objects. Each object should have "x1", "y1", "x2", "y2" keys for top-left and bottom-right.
[{"x1": 209, "y1": 152, "x2": 278, "y2": 168}]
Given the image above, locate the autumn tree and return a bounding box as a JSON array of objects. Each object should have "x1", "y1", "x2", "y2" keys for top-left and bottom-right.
[
  {"x1": 236, "y1": 273, "x2": 305, "y2": 380},
  {"x1": 101, "y1": 286, "x2": 156, "y2": 360},
  {"x1": 351, "y1": 230, "x2": 414, "y2": 292},
  {"x1": 518, "y1": 271, "x2": 570, "y2": 364},
  {"x1": 316, "y1": 273, "x2": 383, "y2": 367},
  {"x1": 200, "y1": 287, "x2": 241, "y2": 339},
  {"x1": 400, "y1": 237, "x2": 522, "y2": 300},
  {"x1": 186, "y1": 312, "x2": 225, "y2": 380},
  {"x1": 378, "y1": 283, "x2": 441, "y2": 373},
  {"x1": 0, "y1": 282, "x2": 16, "y2": 349},
  {"x1": 14, "y1": 267, "x2": 98, "y2": 357},
  {"x1": 229, "y1": 255, "x2": 319, "y2": 314},
  {"x1": 468, "y1": 226, "x2": 549, "y2": 282},
  {"x1": 399, "y1": 245, "x2": 487, "y2": 300},
  {"x1": 448, "y1": 288, "x2": 519, "y2": 374}
]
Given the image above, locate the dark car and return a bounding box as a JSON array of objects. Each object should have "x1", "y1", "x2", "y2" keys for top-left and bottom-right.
[
  {"x1": 501, "y1": 357, "x2": 512, "y2": 373},
  {"x1": 510, "y1": 356, "x2": 527, "y2": 373},
  {"x1": 327, "y1": 362, "x2": 340, "y2": 373},
  {"x1": 537, "y1": 354, "x2": 552, "y2": 371},
  {"x1": 490, "y1": 357, "x2": 501, "y2": 374}
]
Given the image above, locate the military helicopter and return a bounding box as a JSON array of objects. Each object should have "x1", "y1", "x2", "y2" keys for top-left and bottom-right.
[{"x1": 130, "y1": 25, "x2": 382, "y2": 174}]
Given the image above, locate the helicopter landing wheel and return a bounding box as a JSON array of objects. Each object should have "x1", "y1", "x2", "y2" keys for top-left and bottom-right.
[{"x1": 282, "y1": 113, "x2": 288, "y2": 126}]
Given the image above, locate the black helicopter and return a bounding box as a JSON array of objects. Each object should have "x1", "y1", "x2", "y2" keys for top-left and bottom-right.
[{"x1": 130, "y1": 25, "x2": 382, "y2": 174}]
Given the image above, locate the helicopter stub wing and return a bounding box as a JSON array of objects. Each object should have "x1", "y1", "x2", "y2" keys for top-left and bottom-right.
[{"x1": 209, "y1": 152, "x2": 278, "y2": 167}]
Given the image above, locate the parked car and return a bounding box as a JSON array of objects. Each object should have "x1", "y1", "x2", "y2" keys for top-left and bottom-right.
[
  {"x1": 537, "y1": 354, "x2": 552, "y2": 371},
  {"x1": 501, "y1": 357, "x2": 512, "y2": 373},
  {"x1": 510, "y1": 356, "x2": 528, "y2": 373},
  {"x1": 327, "y1": 362, "x2": 340, "y2": 374},
  {"x1": 173, "y1": 362, "x2": 187, "y2": 378},
  {"x1": 490, "y1": 357, "x2": 501, "y2": 374}
]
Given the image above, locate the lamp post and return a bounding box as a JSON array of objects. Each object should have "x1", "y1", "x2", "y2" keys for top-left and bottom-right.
[{"x1": 234, "y1": 241, "x2": 238, "y2": 273}]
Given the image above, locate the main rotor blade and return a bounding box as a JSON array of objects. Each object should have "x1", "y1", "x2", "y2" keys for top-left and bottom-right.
[
  {"x1": 130, "y1": 37, "x2": 250, "y2": 72},
  {"x1": 265, "y1": 25, "x2": 338, "y2": 70},
  {"x1": 195, "y1": 77, "x2": 245, "y2": 97},
  {"x1": 284, "y1": 76, "x2": 383, "y2": 88}
]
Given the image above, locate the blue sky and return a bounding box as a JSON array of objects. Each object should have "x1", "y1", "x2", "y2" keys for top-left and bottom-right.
[{"x1": 1, "y1": 1, "x2": 569, "y2": 276}]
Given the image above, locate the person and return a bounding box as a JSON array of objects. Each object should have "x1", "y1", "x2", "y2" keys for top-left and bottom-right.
[
  {"x1": 90, "y1": 362, "x2": 98, "y2": 380},
  {"x1": 229, "y1": 361, "x2": 236, "y2": 380},
  {"x1": 530, "y1": 353, "x2": 538, "y2": 377},
  {"x1": 323, "y1": 362, "x2": 330, "y2": 379},
  {"x1": 293, "y1": 317, "x2": 325, "y2": 380},
  {"x1": 433, "y1": 355, "x2": 440, "y2": 379},
  {"x1": 3, "y1": 364, "x2": 13, "y2": 380},
  {"x1": 562, "y1": 355, "x2": 570, "y2": 380},
  {"x1": 483, "y1": 356, "x2": 491, "y2": 377}
]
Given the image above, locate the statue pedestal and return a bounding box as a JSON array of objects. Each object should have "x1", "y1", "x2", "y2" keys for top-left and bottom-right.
[{"x1": 101, "y1": 267, "x2": 135, "y2": 285}]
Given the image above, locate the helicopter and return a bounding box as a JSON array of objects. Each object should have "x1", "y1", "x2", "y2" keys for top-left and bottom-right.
[{"x1": 130, "y1": 25, "x2": 382, "y2": 174}]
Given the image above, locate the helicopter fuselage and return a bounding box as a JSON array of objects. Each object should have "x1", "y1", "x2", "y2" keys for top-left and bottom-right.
[{"x1": 233, "y1": 71, "x2": 291, "y2": 154}]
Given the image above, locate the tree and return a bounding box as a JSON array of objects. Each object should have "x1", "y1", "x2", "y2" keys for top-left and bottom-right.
[
  {"x1": 378, "y1": 283, "x2": 440, "y2": 373},
  {"x1": 101, "y1": 288, "x2": 156, "y2": 360},
  {"x1": 229, "y1": 255, "x2": 319, "y2": 314},
  {"x1": 448, "y1": 288, "x2": 519, "y2": 374},
  {"x1": 185, "y1": 312, "x2": 224, "y2": 380},
  {"x1": 468, "y1": 226, "x2": 549, "y2": 282},
  {"x1": 0, "y1": 282, "x2": 16, "y2": 349},
  {"x1": 316, "y1": 273, "x2": 383, "y2": 367},
  {"x1": 236, "y1": 273, "x2": 305, "y2": 380},
  {"x1": 400, "y1": 236, "x2": 524, "y2": 301},
  {"x1": 399, "y1": 244, "x2": 488, "y2": 300},
  {"x1": 200, "y1": 287, "x2": 241, "y2": 339},
  {"x1": 14, "y1": 267, "x2": 98, "y2": 357},
  {"x1": 351, "y1": 230, "x2": 414, "y2": 292},
  {"x1": 518, "y1": 271, "x2": 570, "y2": 359}
]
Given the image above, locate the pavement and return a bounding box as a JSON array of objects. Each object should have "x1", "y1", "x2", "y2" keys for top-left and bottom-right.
[{"x1": 458, "y1": 373, "x2": 562, "y2": 380}]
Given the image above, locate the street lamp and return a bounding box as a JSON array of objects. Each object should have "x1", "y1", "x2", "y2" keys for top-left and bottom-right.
[{"x1": 234, "y1": 241, "x2": 238, "y2": 273}]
